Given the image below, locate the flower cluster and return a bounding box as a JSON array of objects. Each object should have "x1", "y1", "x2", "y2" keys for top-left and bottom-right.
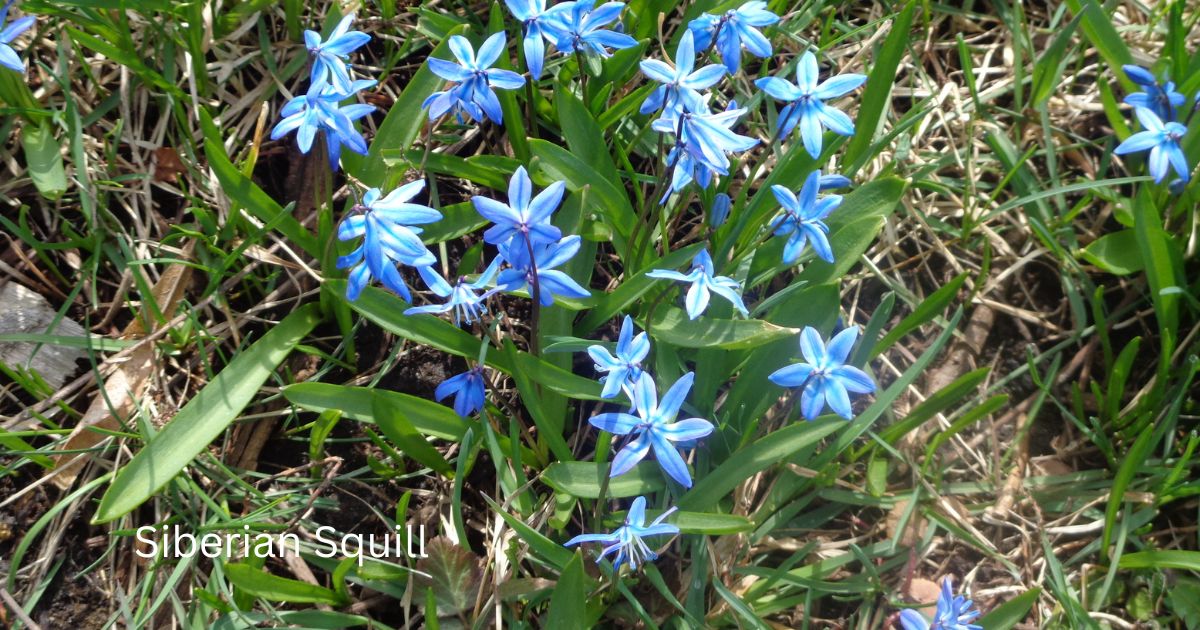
[{"x1": 1115, "y1": 64, "x2": 1195, "y2": 187}]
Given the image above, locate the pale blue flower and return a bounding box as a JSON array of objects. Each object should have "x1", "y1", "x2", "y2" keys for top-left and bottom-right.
[
  {"x1": 505, "y1": 0, "x2": 567, "y2": 79},
  {"x1": 1123, "y1": 64, "x2": 1185, "y2": 122},
  {"x1": 768, "y1": 326, "x2": 875, "y2": 420},
  {"x1": 770, "y1": 170, "x2": 843, "y2": 264},
  {"x1": 550, "y1": 0, "x2": 637, "y2": 57},
  {"x1": 710, "y1": 192, "x2": 732, "y2": 227},
  {"x1": 563, "y1": 496, "x2": 679, "y2": 570},
  {"x1": 404, "y1": 257, "x2": 504, "y2": 326},
  {"x1": 639, "y1": 30, "x2": 725, "y2": 115},
  {"x1": 497, "y1": 235, "x2": 591, "y2": 306},
  {"x1": 271, "y1": 79, "x2": 376, "y2": 170},
  {"x1": 589, "y1": 372, "x2": 714, "y2": 488},
  {"x1": 647, "y1": 249, "x2": 748, "y2": 320},
  {"x1": 304, "y1": 13, "x2": 371, "y2": 94},
  {"x1": 472, "y1": 166, "x2": 565, "y2": 268},
  {"x1": 1115, "y1": 106, "x2": 1191, "y2": 184},
  {"x1": 436, "y1": 366, "x2": 487, "y2": 417},
  {"x1": 0, "y1": 1, "x2": 34, "y2": 74},
  {"x1": 755, "y1": 51, "x2": 866, "y2": 157},
  {"x1": 899, "y1": 578, "x2": 983, "y2": 630},
  {"x1": 587, "y1": 315, "x2": 650, "y2": 400},
  {"x1": 336, "y1": 181, "x2": 448, "y2": 302},
  {"x1": 687, "y1": 1, "x2": 780, "y2": 74},
  {"x1": 652, "y1": 101, "x2": 758, "y2": 195},
  {"x1": 424, "y1": 33, "x2": 526, "y2": 124}
]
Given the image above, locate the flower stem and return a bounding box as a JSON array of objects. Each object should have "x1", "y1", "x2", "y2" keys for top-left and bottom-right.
[{"x1": 524, "y1": 236, "x2": 542, "y2": 357}]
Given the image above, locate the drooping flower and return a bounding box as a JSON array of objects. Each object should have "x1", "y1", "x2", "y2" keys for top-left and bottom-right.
[
  {"x1": 1123, "y1": 64, "x2": 1185, "y2": 122},
  {"x1": 304, "y1": 13, "x2": 372, "y2": 95},
  {"x1": 505, "y1": 0, "x2": 567, "y2": 80},
  {"x1": 770, "y1": 170, "x2": 843, "y2": 264},
  {"x1": 404, "y1": 257, "x2": 504, "y2": 325},
  {"x1": 271, "y1": 79, "x2": 376, "y2": 170},
  {"x1": 0, "y1": 1, "x2": 32, "y2": 74},
  {"x1": 472, "y1": 166, "x2": 565, "y2": 267},
  {"x1": 755, "y1": 51, "x2": 866, "y2": 158},
  {"x1": 647, "y1": 249, "x2": 748, "y2": 320},
  {"x1": 589, "y1": 372, "x2": 714, "y2": 487},
  {"x1": 1114, "y1": 106, "x2": 1191, "y2": 184},
  {"x1": 639, "y1": 30, "x2": 726, "y2": 115},
  {"x1": 436, "y1": 366, "x2": 487, "y2": 417},
  {"x1": 497, "y1": 235, "x2": 591, "y2": 306},
  {"x1": 898, "y1": 578, "x2": 983, "y2": 630},
  {"x1": 653, "y1": 101, "x2": 758, "y2": 200},
  {"x1": 687, "y1": 1, "x2": 780, "y2": 74},
  {"x1": 710, "y1": 192, "x2": 732, "y2": 227},
  {"x1": 336, "y1": 181, "x2": 447, "y2": 302},
  {"x1": 550, "y1": 0, "x2": 637, "y2": 57},
  {"x1": 563, "y1": 496, "x2": 679, "y2": 570},
  {"x1": 768, "y1": 326, "x2": 875, "y2": 420},
  {"x1": 587, "y1": 315, "x2": 650, "y2": 400},
  {"x1": 424, "y1": 33, "x2": 526, "y2": 124}
]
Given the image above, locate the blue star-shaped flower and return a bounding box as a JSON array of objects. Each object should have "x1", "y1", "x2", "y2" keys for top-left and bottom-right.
[
  {"x1": 563, "y1": 495, "x2": 679, "y2": 570},
  {"x1": 0, "y1": 1, "x2": 34, "y2": 74},
  {"x1": 304, "y1": 13, "x2": 371, "y2": 95},
  {"x1": 652, "y1": 101, "x2": 758, "y2": 185},
  {"x1": 639, "y1": 30, "x2": 726, "y2": 115},
  {"x1": 1123, "y1": 64, "x2": 1185, "y2": 123},
  {"x1": 899, "y1": 578, "x2": 983, "y2": 630},
  {"x1": 271, "y1": 79, "x2": 376, "y2": 170},
  {"x1": 647, "y1": 249, "x2": 749, "y2": 320},
  {"x1": 404, "y1": 257, "x2": 504, "y2": 326},
  {"x1": 436, "y1": 366, "x2": 487, "y2": 417},
  {"x1": 423, "y1": 33, "x2": 526, "y2": 124},
  {"x1": 770, "y1": 170, "x2": 844, "y2": 264},
  {"x1": 755, "y1": 51, "x2": 866, "y2": 157},
  {"x1": 1115, "y1": 106, "x2": 1191, "y2": 184},
  {"x1": 505, "y1": 0, "x2": 568, "y2": 80},
  {"x1": 687, "y1": 1, "x2": 780, "y2": 74},
  {"x1": 497, "y1": 235, "x2": 591, "y2": 306},
  {"x1": 768, "y1": 326, "x2": 875, "y2": 420},
  {"x1": 588, "y1": 372, "x2": 714, "y2": 487},
  {"x1": 550, "y1": 0, "x2": 637, "y2": 57},
  {"x1": 471, "y1": 166, "x2": 565, "y2": 268},
  {"x1": 336, "y1": 181, "x2": 447, "y2": 302},
  {"x1": 587, "y1": 315, "x2": 650, "y2": 400}
]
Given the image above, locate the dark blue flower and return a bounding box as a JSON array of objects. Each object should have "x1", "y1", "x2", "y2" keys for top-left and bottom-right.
[
  {"x1": 404, "y1": 257, "x2": 504, "y2": 326},
  {"x1": 639, "y1": 30, "x2": 726, "y2": 115},
  {"x1": 1115, "y1": 106, "x2": 1190, "y2": 184},
  {"x1": 899, "y1": 578, "x2": 983, "y2": 630},
  {"x1": 687, "y1": 1, "x2": 780, "y2": 74},
  {"x1": 472, "y1": 166, "x2": 565, "y2": 268},
  {"x1": 587, "y1": 315, "x2": 650, "y2": 400},
  {"x1": 436, "y1": 366, "x2": 487, "y2": 417},
  {"x1": 497, "y1": 235, "x2": 591, "y2": 306},
  {"x1": 423, "y1": 33, "x2": 526, "y2": 124},
  {"x1": 589, "y1": 372, "x2": 714, "y2": 487},
  {"x1": 1123, "y1": 64, "x2": 1185, "y2": 122},
  {"x1": 336, "y1": 181, "x2": 447, "y2": 302},
  {"x1": 768, "y1": 326, "x2": 875, "y2": 420},
  {"x1": 647, "y1": 249, "x2": 748, "y2": 320},
  {"x1": 770, "y1": 170, "x2": 844, "y2": 264},
  {"x1": 271, "y1": 79, "x2": 376, "y2": 170},
  {"x1": 0, "y1": 1, "x2": 35, "y2": 74},
  {"x1": 563, "y1": 496, "x2": 679, "y2": 570},
  {"x1": 550, "y1": 0, "x2": 637, "y2": 57},
  {"x1": 304, "y1": 13, "x2": 371, "y2": 94},
  {"x1": 755, "y1": 51, "x2": 866, "y2": 157}
]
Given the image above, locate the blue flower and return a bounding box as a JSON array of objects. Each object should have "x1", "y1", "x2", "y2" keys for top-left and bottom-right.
[
  {"x1": 497, "y1": 235, "x2": 591, "y2": 306},
  {"x1": 639, "y1": 30, "x2": 726, "y2": 115},
  {"x1": 423, "y1": 33, "x2": 526, "y2": 124},
  {"x1": 271, "y1": 79, "x2": 376, "y2": 170},
  {"x1": 770, "y1": 170, "x2": 844, "y2": 264},
  {"x1": 304, "y1": 13, "x2": 371, "y2": 95},
  {"x1": 899, "y1": 578, "x2": 983, "y2": 630},
  {"x1": 1123, "y1": 64, "x2": 1185, "y2": 122},
  {"x1": 710, "y1": 192, "x2": 732, "y2": 227},
  {"x1": 563, "y1": 496, "x2": 679, "y2": 570},
  {"x1": 687, "y1": 1, "x2": 780, "y2": 74},
  {"x1": 404, "y1": 257, "x2": 504, "y2": 326},
  {"x1": 768, "y1": 326, "x2": 875, "y2": 420},
  {"x1": 1115, "y1": 106, "x2": 1191, "y2": 184},
  {"x1": 472, "y1": 166, "x2": 565, "y2": 268},
  {"x1": 589, "y1": 372, "x2": 714, "y2": 487},
  {"x1": 436, "y1": 366, "x2": 487, "y2": 417},
  {"x1": 647, "y1": 249, "x2": 748, "y2": 320},
  {"x1": 652, "y1": 101, "x2": 758, "y2": 194},
  {"x1": 505, "y1": 0, "x2": 567, "y2": 80},
  {"x1": 336, "y1": 181, "x2": 448, "y2": 302},
  {"x1": 0, "y1": 1, "x2": 35, "y2": 74},
  {"x1": 587, "y1": 315, "x2": 650, "y2": 400},
  {"x1": 755, "y1": 51, "x2": 866, "y2": 158},
  {"x1": 550, "y1": 1, "x2": 637, "y2": 57}
]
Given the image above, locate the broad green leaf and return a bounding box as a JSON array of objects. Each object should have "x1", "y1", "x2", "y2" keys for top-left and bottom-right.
[
  {"x1": 976, "y1": 587, "x2": 1040, "y2": 630},
  {"x1": 545, "y1": 553, "x2": 589, "y2": 630},
  {"x1": 575, "y1": 243, "x2": 704, "y2": 334},
  {"x1": 94, "y1": 304, "x2": 322, "y2": 523},
  {"x1": 283, "y1": 382, "x2": 466, "y2": 441},
  {"x1": 531, "y1": 139, "x2": 635, "y2": 251},
  {"x1": 797, "y1": 177, "x2": 906, "y2": 285},
  {"x1": 21, "y1": 121, "x2": 67, "y2": 200},
  {"x1": 872, "y1": 271, "x2": 968, "y2": 356},
  {"x1": 1166, "y1": 578, "x2": 1200, "y2": 629},
  {"x1": 543, "y1": 462, "x2": 666, "y2": 498},
  {"x1": 1133, "y1": 187, "x2": 1181, "y2": 340},
  {"x1": 224, "y1": 563, "x2": 346, "y2": 605},
  {"x1": 372, "y1": 394, "x2": 454, "y2": 476},
  {"x1": 674, "y1": 512, "x2": 753, "y2": 535},
  {"x1": 1080, "y1": 229, "x2": 1143, "y2": 275},
  {"x1": 843, "y1": 0, "x2": 916, "y2": 169},
  {"x1": 646, "y1": 308, "x2": 799, "y2": 350},
  {"x1": 1064, "y1": 0, "x2": 1134, "y2": 90}
]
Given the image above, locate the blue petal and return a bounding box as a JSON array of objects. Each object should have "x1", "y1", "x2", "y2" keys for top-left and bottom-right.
[
  {"x1": 657, "y1": 372, "x2": 694, "y2": 421},
  {"x1": 610, "y1": 433, "x2": 651, "y2": 477},
  {"x1": 590, "y1": 412, "x2": 640, "y2": 434},
  {"x1": 650, "y1": 432, "x2": 692, "y2": 487},
  {"x1": 769, "y1": 362, "x2": 814, "y2": 388},
  {"x1": 832, "y1": 365, "x2": 875, "y2": 394}
]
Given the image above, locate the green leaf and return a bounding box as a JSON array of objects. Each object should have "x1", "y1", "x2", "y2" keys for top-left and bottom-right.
[
  {"x1": 1118, "y1": 550, "x2": 1200, "y2": 571},
  {"x1": 575, "y1": 243, "x2": 704, "y2": 334},
  {"x1": 530, "y1": 139, "x2": 635, "y2": 251},
  {"x1": 843, "y1": 0, "x2": 916, "y2": 169},
  {"x1": 415, "y1": 538, "x2": 483, "y2": 616},
  {"x1": 545, "y1": 553, "x2": 589, "y2": 630},
  {"x1": 1133, "y1": 187, "x2": 1181, "y2": 339},
  {"x1": 674, "y1": 512, "x2": 754, "y2": 535},
  {"x1": 872, "y1": 272, "x2": 968, "y2": 356},
  {"x1": 1031, "y1": 12, "x2": 1083, "y2": 107},
  {"x1": 372, "y1": 393, "x2": 454, "y2": 476},
  {"x1": 543, "y1": 462, "x2": 666, "y2": 498},
  {"x1": 796, "y1": 177, "x2": 906, "y2": 284},
  {"x1": 283, "y1": 382, "x2": 466, "y2": 441},
  {"x1": 223, "y1": 563, "x2": 346, "y2": 605},
  {"x1": 1166, "y1": 578, "x2": 1200, "y2": 629},
  {"x1": 1081, "y1": 229, "x2": 1143, "y2": 275},
  {"x1": 21, "y1": 121, "x2": 68, "y2": 200},
  {"x1": 646, "y1": 308, "x2": 799, "y2": 350},
  {"x1": 976, "y1": 587, "x2": 1041, "y2": 630},
  {"x1": 93, "y1": 304, "x2": 322, "y2": 523},
  {"x1": 1064, "y1": 0, "x2": 1134, "y2": 90}
]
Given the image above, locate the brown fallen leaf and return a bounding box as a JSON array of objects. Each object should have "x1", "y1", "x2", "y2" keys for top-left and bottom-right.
[
  {"x1": 153, "y1": 146, "x2": 187, "y2": 184},
  {"x1": 907, "y1": 577, "x2": 942, "y2": 619}
]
